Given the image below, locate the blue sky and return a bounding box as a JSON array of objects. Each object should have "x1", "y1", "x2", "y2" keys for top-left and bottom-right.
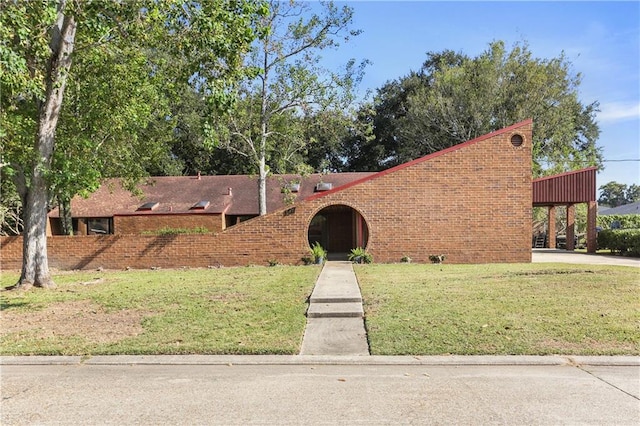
[{"x1": 319, "y1": 1, "x2": 640, "y2": 192}]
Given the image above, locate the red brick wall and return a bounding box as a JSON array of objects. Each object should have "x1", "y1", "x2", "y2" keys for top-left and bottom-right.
[{"x1": 1, "y1": 121, "x2": 532, "y2": 270}]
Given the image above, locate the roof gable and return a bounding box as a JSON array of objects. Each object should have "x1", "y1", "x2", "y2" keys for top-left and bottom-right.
[{"x1": 305, "y1": 119, "x2": 533, "y2": 201}]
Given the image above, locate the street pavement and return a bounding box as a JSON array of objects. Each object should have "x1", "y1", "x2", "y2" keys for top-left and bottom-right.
[{"x1": 1, "y1": 356, "x2": 639, "y2": 425}]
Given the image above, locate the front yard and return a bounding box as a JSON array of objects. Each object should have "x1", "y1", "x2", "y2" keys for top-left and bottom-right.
[
  {"x1": 1, "y1": 263, "x2": 638, "y2": 356},
  {"x1": 357, "y1": 263, "x2": 639, "y2": 355}
]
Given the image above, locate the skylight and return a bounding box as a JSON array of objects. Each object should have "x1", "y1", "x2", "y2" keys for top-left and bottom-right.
[
  {"x1": 315, "y1": 182, "x2": 332, "y2": 192},
  {"x1": 191, "y1": 200, "x2": 210, "y2": 210},
  {"x1": 138, "y1": 201, "x2": 159, "y2": 211}
]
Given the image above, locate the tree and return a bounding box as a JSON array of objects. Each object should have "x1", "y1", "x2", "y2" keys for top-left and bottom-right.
[
  {"x1": 626, "y1": 184, "x2": 640, "y2": 204},
  {"x1": 598, "y1": 181, "x2": 639, "y2": 207},
  {"x1": 210, "y1": 0, "x2": 366, "y2": 215},
  {"x1": 1, "y1": 0, "x2": 266, "y2": 289},
  {"x1": 346, "y1": 41, "x2": 602, "y2": 175}
]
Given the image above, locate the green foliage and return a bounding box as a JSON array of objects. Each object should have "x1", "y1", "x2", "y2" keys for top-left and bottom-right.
[
  {"x1": 597, "y1": 229, "x2": 640, "y2": 256},
  {"x1": 1, "y1": 0, "x2": 267, "y2": 283},
  {"x1": 210, "y1": 0, "x2": 366, "y2": 214},
  {"x1": 598, "y1": 181, "x2": 639, "y2": 207},
  {"x1": 0, "y1": 178, "x2": 22, "y2": 236},
  {"x1": 597, "y1": 214, "x2": 640, "y2": 230},
  {"x1": 309, "y1": 242, "x2": 328, "y2": 263},
  {"x1": 348, "y1": 247, "x2": 373, "y2": 264},
  {"x1": 627, "y1": 184, "x2": 640, "y2": 204},
  {"x1": 342, "y1": 41, "x2": 601, "y2": 175}
]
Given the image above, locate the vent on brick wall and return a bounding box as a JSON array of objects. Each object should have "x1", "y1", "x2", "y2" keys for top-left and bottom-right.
[
  {"x1": 315, "y1": 182, "x2": 332, "y2": 192},
  {"x1": 511, "y1": 133, "x2": 524, "y2": 147},
  {"x1": 191, "y1": 200, "x2": 210, "y2": 210},
  {"x1": 138, "y1": 201, "x2": 159, "y2": 211}
]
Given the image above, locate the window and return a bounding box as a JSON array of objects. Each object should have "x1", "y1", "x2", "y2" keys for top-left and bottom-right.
[{"x1": 87, "y1": 218, "x2": 112, "y2": 235}]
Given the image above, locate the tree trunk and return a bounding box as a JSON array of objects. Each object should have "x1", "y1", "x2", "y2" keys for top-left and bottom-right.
[
  {"x1": 258, "y1": 45, "x2": 269, "y2": 216},
  {"x1": 19, "y1": 177, "x2": 55, "y2": 289},
  {"x1": 58, "y1": 195, "x2": 73, "y2": 235},
  {"x1": 16, "y1": 6, "x2": 76, "y2": 290},
  {"x1": 258, "y1": 155, "x2": 267, "y2": 215}
]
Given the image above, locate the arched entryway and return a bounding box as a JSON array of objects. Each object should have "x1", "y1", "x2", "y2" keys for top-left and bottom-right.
[{"x1": 307, "y1": 205, "x2": 369, "y2": 259}]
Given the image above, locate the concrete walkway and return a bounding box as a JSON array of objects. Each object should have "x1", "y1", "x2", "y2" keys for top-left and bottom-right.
[{"x1": 299, "y1": 261, "x2": 369, "y2": 356}]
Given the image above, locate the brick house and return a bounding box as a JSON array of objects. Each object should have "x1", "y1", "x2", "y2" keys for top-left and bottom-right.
[
  {"x1": 2, "y1": 120, "x2": 533, "y2": 269},
  {"x1": 47, "y1": 172, "x2": 374, "y2": 237}
]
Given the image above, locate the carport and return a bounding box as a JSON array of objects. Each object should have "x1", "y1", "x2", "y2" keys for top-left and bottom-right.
[{"x1": 532, "y1": 167, "x2": 597, "y2": 253}]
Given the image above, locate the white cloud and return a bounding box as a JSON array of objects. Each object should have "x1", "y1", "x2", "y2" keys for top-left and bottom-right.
[{"x1": 598, "y1": 101, "x2": 640, "y2": 123}]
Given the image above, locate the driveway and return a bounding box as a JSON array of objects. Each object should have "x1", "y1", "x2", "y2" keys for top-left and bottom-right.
[{"x1": 532, "y1": 248, "x2": 640, "y2": 267}]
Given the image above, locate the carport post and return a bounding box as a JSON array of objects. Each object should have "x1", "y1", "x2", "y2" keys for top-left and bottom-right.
[
  {"x1": 566, "y1": 204, "x2": 575, "y2": 251},
  {"x1": 587, "y1": 200, "x2": 597, "y2": 253},
  {"x1": 547, "y1": 206, "x2": 556, "y2": 249}
]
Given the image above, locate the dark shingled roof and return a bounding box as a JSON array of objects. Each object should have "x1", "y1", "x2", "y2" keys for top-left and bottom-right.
[
  {"x1": 599, "y1": 201, "x2": 640, "y2": 216},
  {"x1": 48, "y1": 173, "x2": 375, "y2": 218}
]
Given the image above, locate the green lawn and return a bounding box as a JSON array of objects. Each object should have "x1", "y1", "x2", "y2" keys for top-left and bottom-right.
[
  {"x1": 356, "y1": 263, "x2": 639, "y2": 355},
  {"x1": 1, "y1": 263, "x2": 638, "y2": 356},
  {"x1": 0, "y1": 266, "x2": 320, "y2": 356}
]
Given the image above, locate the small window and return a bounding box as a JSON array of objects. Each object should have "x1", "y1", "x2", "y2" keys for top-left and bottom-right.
[
  {"x1": 88, "y1": 218, "x2": 112, "y2": 235},
  {"x1": 191, "y1": 200, "x2": 210, "y2": 210},
  {"x1": 138, "y1": 201, "x2": 159, "y2": 211}
]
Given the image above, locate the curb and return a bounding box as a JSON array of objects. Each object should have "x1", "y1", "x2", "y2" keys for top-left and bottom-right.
[{"x1": 2, "y1": 355, "x2": 638, "y2": 367}]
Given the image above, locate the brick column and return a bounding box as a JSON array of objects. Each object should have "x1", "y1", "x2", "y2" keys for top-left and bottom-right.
[
  {"x1": 586, "y1": 201, "x2": 597, "y2": 253},
  {"x1": 566, "y1": 204, "x2": 575, "y2": 251},
  {"x1": 77, "y1": 219, "x2": 88, "y2": 236},
  {"x1": 547, "y1": 206, "x2": 556, "y2": 249}
]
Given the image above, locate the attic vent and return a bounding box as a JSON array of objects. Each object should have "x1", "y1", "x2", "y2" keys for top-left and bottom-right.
[
  {"x1": 138, "y1": 201, "x2": 159, "y2": 211},
  {"x1": 510, "y1": 133, "x2": 524, "y2": 147},
  {"x1": 315, "y1": 182, "x2": 333, "y2": 192},
  {"x1": 191, "y1": 200, "x2": 210, "y2": 210}
]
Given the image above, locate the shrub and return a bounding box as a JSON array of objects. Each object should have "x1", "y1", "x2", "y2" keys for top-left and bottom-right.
[
  {"x1": 597, "y1": 229, "x2": 640, "y2": 256},
  {"x1": 597, "y1": 214, "x2": 640, "y2": 230},
  {"x1": 429, "y1": 254, "x2": 446, "y2": 264},
  {"x1": 348, "y1": 247, "x2": 373, "y2": 264},
  {"x1": 309, "y1": 242, "x2": 327, "y2": 264}
]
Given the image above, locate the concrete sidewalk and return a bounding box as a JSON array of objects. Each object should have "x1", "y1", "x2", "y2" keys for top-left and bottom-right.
[{"x1": 299, "y1": 261, "x2": 369, "y2": 356}]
